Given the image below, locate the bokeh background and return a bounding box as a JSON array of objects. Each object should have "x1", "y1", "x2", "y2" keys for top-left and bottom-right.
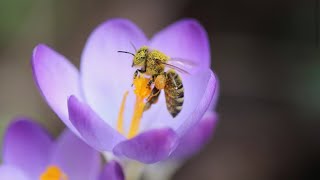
[{"x1": 0, "y1": 0, "x2": 319, "y2": 179}]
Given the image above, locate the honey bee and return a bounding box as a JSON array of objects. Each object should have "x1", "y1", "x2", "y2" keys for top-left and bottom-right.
[{"x1": 118, "y1": 46, "x2": 192, "y2": 118}]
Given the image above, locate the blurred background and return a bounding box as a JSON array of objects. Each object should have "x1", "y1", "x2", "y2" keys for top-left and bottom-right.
[{"x1": 0, "y1": 0, "x2": 319, "y2": 179}]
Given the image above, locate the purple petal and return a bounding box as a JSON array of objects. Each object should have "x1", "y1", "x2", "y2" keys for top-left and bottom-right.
[
  {"x1": 68, "y1": 95, "x2": 125, "y2": 151},
  {"x1": 175, "y1": 70, "x2": 216, "y2": 136},
  {"x1": 0, "y1": 165, "x2": 30, "y2": 180},
  {"x1": 170, "y1": 112, "x2": 217, "y2": 159},
  {"x1": 149, "y1": 19, "x2": 210, "y2": 70},
  {"x1": 113, "y1": 128, "x2": 178, "y2": 163},
  {"x1": 99, "y1": 161, "x2": 124, "y2": 180},
  {"x1": 2, "y1": 119, "x2": 53, "y2": 179},
  {"x1": 50, "y1": 130, "x2": 101, "y2": 180},
  {"x1": 32, "y1": 44, "x2": 82, "y2": 135},
  {"x1": 81, "y1": 18, "x2": 148, "y2": 128},
  {"x1": 145, "y1": 69, "x2": 216, "y2": 136},
  {"x1": 208, "y1": 76, "x2": 219, "y2": 110}
]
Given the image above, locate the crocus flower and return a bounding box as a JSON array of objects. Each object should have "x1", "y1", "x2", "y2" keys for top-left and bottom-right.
[
  {"x1": 0, "y1": 118, "x2": 113, "y2": 180},
  {"x1": 32, "y1": 18, "x2": 217, "y2": 163}
]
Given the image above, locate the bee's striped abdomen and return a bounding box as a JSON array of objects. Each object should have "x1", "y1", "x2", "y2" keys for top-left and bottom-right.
[{"x1": 164, "y1": 70, "x2": 184, "y2": 118}]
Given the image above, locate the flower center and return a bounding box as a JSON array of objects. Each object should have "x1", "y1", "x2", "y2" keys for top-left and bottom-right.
[
  {"x1": 39, "y1": 165, "x2": 68, "y2": 180},
  {"x1": 117, "y1": 76, "x2": 151, "y2": 138}
]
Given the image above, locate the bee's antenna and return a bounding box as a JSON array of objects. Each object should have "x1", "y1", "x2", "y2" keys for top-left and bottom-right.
[
  {"x1": 130, "y1": 41, "x2": 137, "y2": 52},
  {"x1": 117, "y1": 51, "x2": 135, "y2": 56}
]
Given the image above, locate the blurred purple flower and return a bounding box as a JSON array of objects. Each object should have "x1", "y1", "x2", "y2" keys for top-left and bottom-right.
[
  {"x1": 99, "y1": 160, "x2": 124, "y2": 180},
  {"x1": 32, "y1": 18, "x2": 217, "y2": 164},
  {"x1": 0, "y1": 118, "x2": 124, "y2": 180}
]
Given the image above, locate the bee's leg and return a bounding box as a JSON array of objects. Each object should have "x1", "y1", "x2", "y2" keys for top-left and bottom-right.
[
  {"x1": 147, "y1": 75, "x2": 155, "y2": 87},
  {"x1": 133, "y1": 69, "x2": 140, "y2": 79},
  {"x1": 133, "y1": 68, "x2": 146, "y2": 79},
  {"x1": 132, "y1": 70, "x2": 139, "y2": 86},
  {"x1": 133, "y1": 70, "x2": 138, "y2": 79},
  {"x1": 144, "y1": 87, "x2": 161, "y2": 111},
  {"x1": 140, "y1": 66, "x2": 146, "y2": 73}
]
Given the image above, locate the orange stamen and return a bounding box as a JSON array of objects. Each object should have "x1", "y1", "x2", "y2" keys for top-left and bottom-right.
[
  {"x1": 115, "y1": 76, "x2": 152, "y2": 138},
  {"x1": 128, "y1": 76, "x2": 151, "y2": 138},
  {"x1": 128, "y1": 96, "x2": 146, "y2": 138},
  {"x1": 117, "y1": 91, "x2": 129, "y2": 135}
]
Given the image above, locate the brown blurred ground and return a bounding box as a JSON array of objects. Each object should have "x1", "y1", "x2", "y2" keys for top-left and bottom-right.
[{"x1": 0, "y1": 0, "x2": 319, "y2": 179}]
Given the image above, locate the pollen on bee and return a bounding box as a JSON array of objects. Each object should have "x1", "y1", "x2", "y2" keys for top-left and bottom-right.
[{"x1": 154, "y1": 74, "x2": 166, "y2": 89}]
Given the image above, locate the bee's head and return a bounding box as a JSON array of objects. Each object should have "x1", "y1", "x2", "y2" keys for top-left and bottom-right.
[{"x1": 133, "y1": 46, "x2": 148, "y2": 67}]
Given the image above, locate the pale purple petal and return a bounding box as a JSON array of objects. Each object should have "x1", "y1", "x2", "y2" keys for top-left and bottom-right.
[
  {"x1": 50, "y1": 130, "x2": 101, "y2": 180},
  {"x1": 0, "y1": 165, "x2": 30, "y2": 180},
  {"x1": 170, "y1": 112, "x2": 217, "y2": 159},
  {"x1": 113, "y1": 128, "x2": 178, "y2": 163},
  {"x1": 145, "y1": 69, "x2": 216, "y2": 136},
  {"x1": 32, "y1": 44, "x2": 82, "y2": 135},
  {"x1": 175, "y1": 70, "x2": 216, "y2": 136},
  {"x1": 99, "y1": 161, "x2": 124, "y2": 180},
  {"x1": 81, "y1": 18, "x2": 148, "y2": 128},
  {"x1": 68, "y1": 95, "x2": 125, "y2": 151},
  {"x1": 149, "y1": 19, "x2": 210, "y2": 70},
  {"x1": 208, "y1": 76, "x2": 219, "y2": 110},
  {"x1": 2, "y1": 119, "x2": 53, "y2": 179}
]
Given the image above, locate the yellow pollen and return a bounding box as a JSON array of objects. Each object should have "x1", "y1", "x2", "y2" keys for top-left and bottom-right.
[
  {"x1": 128, "y1": 76, "x2": 151, "y2": 138},
  {"x1": 133, "y1": 76, "x2": 152, "y2": 99},
  {"x1": 117, "y1": 91, "x2": 129, "y2": 135},
  {"x1": 115, "y1": 76, "x2": 152, "y2": 138},
  {"x1": 39, "y1": 165, "x2": 68, "y2": 180}
]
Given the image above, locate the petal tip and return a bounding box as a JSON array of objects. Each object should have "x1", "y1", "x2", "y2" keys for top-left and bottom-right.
[
  {"x1": 4, "y1": 118, "x2": 49, "y2": 142},
  {"x1": 177, "y1": 18, "x2": 201, "y2": 25},
  {"x1": 172, "y1": 18, "x2": 207, "y2": 34},
  {"x1": 92, "y1": 18, "x2": 145, "y2": 39},
  {"x1": 6, "y1": 118, "x2": 35, "y2": 132},
  {"x1": 100, "y1": 160, "x2": 124, "y2": 180},
  {"x1": 32, "y1": 43, "x2": 50, "y2": 63},
  {"x1": 67, "y1": 95, "x2": 78, "y2": 105},
  {"x1": 67, "y1": 95, "x2": 81, "y2": 120},
  {"x1": 5, "y1": 117, "x2": 48, "y2": 136},
  {"x1": 113, "y1": 128, "x2": 179, "y2": 164}
]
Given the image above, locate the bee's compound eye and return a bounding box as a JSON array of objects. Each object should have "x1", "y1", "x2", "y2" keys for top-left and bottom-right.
[{"x1": 155, "y1": 75, "x2": 166, "y2": 89}]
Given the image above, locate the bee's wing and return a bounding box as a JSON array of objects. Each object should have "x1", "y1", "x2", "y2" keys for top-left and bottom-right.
[
  {"x1": 166, "y1": 58, "x2": 199, "y2": 75},
  {"x1": 161, "y1": 62, "x2": 190, "y2": 75},
  {"x1": 169, "y1": 58, "x2": 197, "y2": 67}
]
